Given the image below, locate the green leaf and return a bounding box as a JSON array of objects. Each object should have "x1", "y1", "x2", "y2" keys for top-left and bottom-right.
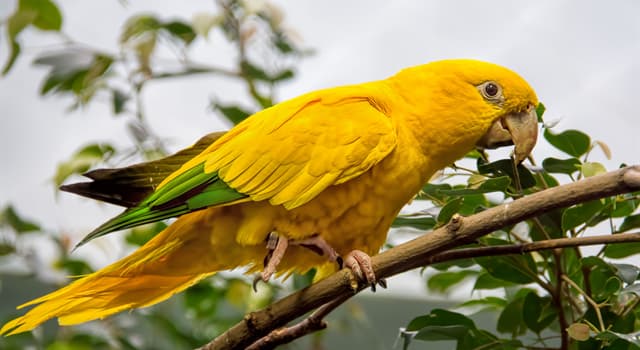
[
  {"x1": 54, "y1": 143, "x2": 116, "y2": 187},
  {"x1": 0, "y1": 205, "x2": 41, "y2": 233},
  {"x1": 35, "y1": 51, "x2": 113, "y2": 104},
  {"x1": 112, "y1": 89, "x2": 129, "y2": 115},
  {"x1": 427, "y1": 270, "x2": 477, "y2": 293},
  {"x1": 535, "y1": 102, "x2": 546, "y2": 122},
  {"x1": 437, "y1": 176, "x2": 510, "y2": 196},
  {"x1": 120, "y1": 15, "x2": 161, "y2": 44},
  {"x1": 523, "y1": 292, "x2": 542, "y2": 333},
  {"x1": 477, "y1": 158, "x2": 536, "y2": 190},
  {"x1": 241, "y1": 60, "x2": 271, "y2": 81},
  {"x1": 473, "y1": 271, "x2": 516, "y2": 290},
  {"x1": 607, "y1": 196, "x2": 638, "y2": 218},
  {"x1": 125, "y1": 222, "x2": 166, "y2": 246},
  {"x1": 162, "y1": 21, "x2": 197, "y2": 45},
  {"x1": 406, "y1": 309, "x2": 476, "y2": 332},
  {"x1": 414, "y1": 325, "x2": 469, "y2": 342},
  {"x1": 604, "y1": 276, "x2": 622, "y2": 295},
  {"x1": 542, "y1": 157, "x2": 581, "y2": 175},
  {"x1": 3, "y1": 0, "x2": 62, "y2": 75},
  {"x1": 0, "y1": 242, "x2": 16, "y2": 255},
  {"x1": 475, "y1": 254, "x2": 537, "y2": 284},
  {"x1": 457, "y1": 194, "x2": 488, "y2": 216},
  {"x1": 430, "y1": 255, "x2": 476, "y2": 271},
  {"x1": 581, "y1": 162, "x2": 607, "y2": 178},
  {"x1": 561, "y1": 200, "x2": 604, "y2": 231},
  {"x1": 618, "y1": 214, "x2": 640, "y2": 233},
  {"x1": 22, "y1": 0, "x2": 63, "y2": 31},
  {"x1": 292, "y1": 269, "x2": 316, "y2": 289},
  {"x1": 543, "y1": 128, "x2": 591, "y2": 157},
  {"x1": 2, "y1": 41, "x2": 22, "y2": 75},
  {"x1": 3, "y1": 10, "x2": 34, "y2": 75},
  {"x1": 46, "y1": 333, "x2": 110, "y2": 350},
  {"x1": 458, "y1": 296, "x2": 507, "y2": 308},
  {"x1": 596, "y1": 330, "x2": 640, "y2": 347},
  {"x1": 7, "y1": 7, "x2": 36, "y2": 38},
  {"x1": 585, "y1": 257, "x2": 619, "y2": 302},
  {"x1": 437, "y1": 197, "x2": 462, "y2": 225},
  {"x1": 392, "y1": 216, "x2": 436, "y2": 231},
  {"x1": 120, "y1": 15, "x2": 160, "y2": 72},
  {"x1": 464, "y1": 149, "x2": 484, "y2": 159},
  {"x1": 55, "y1": 258, "x2": 94, "y2": 275},
  {"x1": 497, "y1": 297, "x2": 526, "y2": 336},
  {"x1": 273, "y1": 33, "x2": 295, "y2": 54},
  {"x1": 241, "y1": 60, "x2": 294, "y2": 84},
  {"x1": 418, "y1": 182, "x2": 452, "y2": 201},
  {"x1": 211, "y1": 102, "x2": 253, "y2": 125},
  {"x1": 536, "y1": 170, "x2": 560, "y2": 188},
  {"x1": 184, "y1": 280, "x2": 224, "y2": 319},
  {"x1": 605, "y1": 241, "x2": 640, "y2": 259}
]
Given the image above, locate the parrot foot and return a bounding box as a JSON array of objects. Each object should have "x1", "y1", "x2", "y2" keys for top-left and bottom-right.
[
  {"x1": 254, "y1": 235, "x2": 386, "y2": 293},
  {"x1": 254, "y1": 233, "x2": 289, "y2": 291},
  {"x1": 343, "y1": 250, "x2": 386, "y2": 292}
]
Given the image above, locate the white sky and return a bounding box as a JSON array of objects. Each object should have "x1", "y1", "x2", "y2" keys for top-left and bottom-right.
[{"x1": 0, "y1": 1, "x2": 639, "y2": 295}]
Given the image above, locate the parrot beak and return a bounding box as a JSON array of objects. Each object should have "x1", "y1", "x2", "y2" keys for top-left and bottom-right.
[{"x1": 476, "y1": 104, "x2": 538, "y2": 164}]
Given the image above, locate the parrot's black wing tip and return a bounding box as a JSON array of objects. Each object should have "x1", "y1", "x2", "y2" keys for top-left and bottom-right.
[{"x1": 59, "y1": 179, "x2": 147, "y2": 208}]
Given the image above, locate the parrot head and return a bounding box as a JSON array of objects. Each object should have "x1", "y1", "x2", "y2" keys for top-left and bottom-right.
[
  {"x1": 393, "y1": 59, "x2": 539, "y2": 164},
  {"x1": 460, "y1": 59, "x2": 539, "y2": 164}
]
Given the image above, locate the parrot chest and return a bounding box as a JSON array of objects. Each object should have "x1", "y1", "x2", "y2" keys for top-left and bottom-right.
[{"x1": 273, "y1": 146, "x2": 428, "y2": 256}]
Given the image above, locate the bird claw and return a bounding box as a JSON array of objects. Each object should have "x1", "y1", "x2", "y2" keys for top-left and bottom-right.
[
  {"x1": 257, "y1": 233, "x2": 289, "y2": 290},
  {"x1": 252, "y1": 274, "x2": 262, "y2": 292},
  {"x1": 343, "y1": 250, "x2": 381, "y2": 291}
]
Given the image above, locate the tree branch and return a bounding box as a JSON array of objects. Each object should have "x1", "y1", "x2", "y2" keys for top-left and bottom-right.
[
  {"x1": 199, "y1": 165, "x2": 640, "y2": 350},
  {"x1": 245, "y1": 293, "x2": 351, "y2": 350},
  {"x1": 423, "y1": 231, "x2": 640, "y2": 264}
]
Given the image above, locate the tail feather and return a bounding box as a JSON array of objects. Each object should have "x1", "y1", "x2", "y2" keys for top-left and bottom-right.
[
  {"x1": 2, "y1": 274, "x2": 210, "y2": 335},
  {"x1": 0, "y1": 209, "x2": 238, "y2": 336}
]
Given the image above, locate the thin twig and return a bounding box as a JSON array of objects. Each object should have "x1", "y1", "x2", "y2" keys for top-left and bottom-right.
[
  {"x1": 244, "y1": 293, "x2": 352, "y2": 350},
  {"x1": 423, "y1": 232, "x2": 640, "y2": 264},
  {"x1": 561, "y1": 275, "x2": 606, "y2": 332}
]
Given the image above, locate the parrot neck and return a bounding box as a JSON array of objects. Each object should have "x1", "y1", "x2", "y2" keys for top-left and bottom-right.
[{"x1": 382, "y1": 76, "x2": 488, "y2": 178}]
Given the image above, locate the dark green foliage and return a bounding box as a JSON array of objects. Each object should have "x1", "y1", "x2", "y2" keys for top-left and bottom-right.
[{"x1": 0, "y1": 205, "x2": 41, "y2": 234}]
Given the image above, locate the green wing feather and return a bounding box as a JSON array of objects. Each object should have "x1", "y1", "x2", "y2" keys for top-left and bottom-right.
[{"x1": 75, "y1": 162, "x2": 247, "y2": 248}]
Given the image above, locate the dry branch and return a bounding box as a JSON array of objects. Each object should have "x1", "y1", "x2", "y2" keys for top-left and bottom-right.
[{"x1": 199, "y1": 165, "x2": 640, "y2": 350}]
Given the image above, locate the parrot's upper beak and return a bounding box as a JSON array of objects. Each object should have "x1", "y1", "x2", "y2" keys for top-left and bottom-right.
[{"x1": 476, "y1": 104, "x2": 538, "y2": 164}]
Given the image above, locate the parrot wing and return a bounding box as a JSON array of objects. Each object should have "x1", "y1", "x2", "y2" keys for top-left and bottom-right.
[{"x1": 75, "y1": 88, "x2": 397, "y2": 247}]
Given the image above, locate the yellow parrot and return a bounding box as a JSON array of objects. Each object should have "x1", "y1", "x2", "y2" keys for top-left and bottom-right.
[{"x1": 1, "y1": 59, "x2": 538, "y2": 335}]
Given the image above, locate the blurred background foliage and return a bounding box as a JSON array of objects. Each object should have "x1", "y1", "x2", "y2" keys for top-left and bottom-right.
[{"x1": 2, "y1": 1, "x2": 640, "y2": 349}]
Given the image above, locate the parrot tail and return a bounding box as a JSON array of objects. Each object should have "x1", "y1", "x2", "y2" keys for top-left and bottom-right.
[{"x1": 0, "y1": 209, "x2": 241, "y2": 336}]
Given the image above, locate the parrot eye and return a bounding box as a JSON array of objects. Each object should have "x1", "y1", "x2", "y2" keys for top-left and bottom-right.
[
  {"x1": 478, "y1": 81, "x2": 503, "y2": 103},
  {"x1": 484, "y1": 83, "x2": 499, "y2": 96}
]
